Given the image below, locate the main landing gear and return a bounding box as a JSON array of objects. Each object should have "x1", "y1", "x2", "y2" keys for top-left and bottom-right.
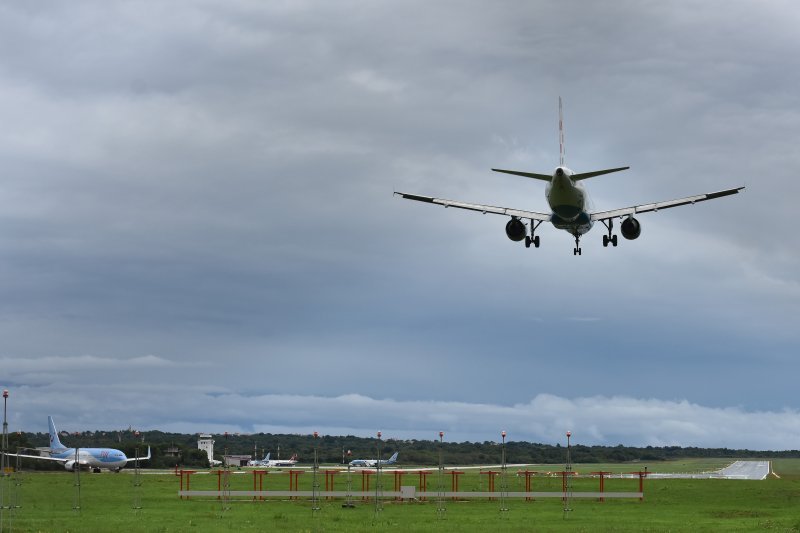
[
  {"x1": 525, "y1": 220, "x2": 543, "y2": 249},
  {"x1": 600, "y1": 219, "x2": 618, "y2": 248}
]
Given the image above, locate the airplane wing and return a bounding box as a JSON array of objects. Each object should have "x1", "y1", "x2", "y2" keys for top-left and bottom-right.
[
  {"x1": 125, "y1": 446, "x2": 151, "y2": 463},
  {"x1": 394, "y1": 192, "x2": 551, "y2": 221},
  {"x1": 590, "y1": 186, "x2": 744, "y2": 221},
  {"x1": 4, "y1": 452, "x2": 68, "y2": 463}
]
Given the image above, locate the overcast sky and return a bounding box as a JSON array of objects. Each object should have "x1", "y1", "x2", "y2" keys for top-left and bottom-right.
[{"x1": 1, "y1": 1, "x2": 799, "y2": 451}]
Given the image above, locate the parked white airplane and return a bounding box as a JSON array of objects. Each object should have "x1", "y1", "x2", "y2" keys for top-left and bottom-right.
[
  {"x1": 9, "y1": 416, "x2": 150, "y2": 472},
  {"x1": 395, "y1": 98, "x2": 744, "y2": 255},
  {"x1": 249, "y1": 452, "x2": 299, "y2": 467},
  {"x1": 349, "y1": 451, "x2": 399, "y2": 468}
]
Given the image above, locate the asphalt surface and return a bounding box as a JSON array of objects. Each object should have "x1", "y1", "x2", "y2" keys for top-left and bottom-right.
[{"x1": 644, "y1": 460, "x2": 770, "y2": 480}]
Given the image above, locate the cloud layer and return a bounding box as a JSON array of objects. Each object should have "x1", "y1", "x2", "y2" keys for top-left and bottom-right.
[{"x1": 1, "y1": 1, "x2": 799, "y2": 448}]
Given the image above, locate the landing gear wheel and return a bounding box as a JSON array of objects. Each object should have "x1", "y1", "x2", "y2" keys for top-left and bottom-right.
[
  {"x1": 533, "y1": 235, "x2": 540, "y2": 248},
  {"x1": 603, "y1": 234, "x2": 619, "y2": 247},
  {"x1": 573, "y1": 247, "x2": 582, "y2": 256},
  {"x1": 525, "y1": 236, "x2": 531, "y2": 248}
]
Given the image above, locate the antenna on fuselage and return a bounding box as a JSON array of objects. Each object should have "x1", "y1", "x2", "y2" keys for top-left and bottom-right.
[{"x1": 559, "y1": 96, "x2": 565, "y2": 167}]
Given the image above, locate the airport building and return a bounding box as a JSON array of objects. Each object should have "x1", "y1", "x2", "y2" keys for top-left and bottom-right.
[{"x1": 198, "y1": 434, "x2": 214, "y2": 463}]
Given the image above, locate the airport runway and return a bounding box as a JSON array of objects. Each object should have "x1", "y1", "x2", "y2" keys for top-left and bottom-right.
[{"x1": 644, "y1": 460, "x2": 770, "y2": 480}]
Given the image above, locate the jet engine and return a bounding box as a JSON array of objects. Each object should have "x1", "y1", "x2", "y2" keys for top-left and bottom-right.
[
  {"x1": 64, "y1": 460, "x2": 77, "y2": 471},
  {"x1": 621, "y1": 216, "x2": 641, "y2": 240},
  {"x1": 505, "y1": 218, "x2": 526, "y2": 242}
]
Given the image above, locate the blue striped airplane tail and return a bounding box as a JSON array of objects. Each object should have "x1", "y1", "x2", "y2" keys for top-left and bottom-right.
[{"x1": 47, "y1": 416, "x2": 67, "y2": 451}]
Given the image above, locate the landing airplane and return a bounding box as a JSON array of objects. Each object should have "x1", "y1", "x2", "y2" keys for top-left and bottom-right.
[
  {"x1": 395, "y1": 98, "x2": 744, "y2": 255},
  {"x1": 349, "y1": 451, "x2": 399, "y2": 468},
  {"x1": 9, "y1": 416, "x2": 151, "y2": 472}
]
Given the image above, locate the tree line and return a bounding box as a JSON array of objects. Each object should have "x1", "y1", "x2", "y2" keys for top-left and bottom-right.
[{"x1": 5, "y1": 429, "x2": 799, "y2": 469}]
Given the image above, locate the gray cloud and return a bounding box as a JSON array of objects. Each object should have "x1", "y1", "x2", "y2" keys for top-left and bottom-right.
[{"x1": 0, "y1": 0, "x2": 798, "y2": 447}]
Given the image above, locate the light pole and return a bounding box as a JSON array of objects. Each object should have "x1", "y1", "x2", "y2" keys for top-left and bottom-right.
[
  {"x1": 1, "y1": 390, "x2": 7, "y2": 478},
  {"x1": 563, "y1": 430, "x2": 573, "y2": 517},
  {"x1": 312, "y1": 431, "x2": 320, "y2": 512},
  {"x1": 374, "y1": 431, "x2": 383, "y2": 516},
  {"x1": 437, "y1": 431, "x2": 446, "y2": 518},
  {"x1": 343, "y1": 449, "x2": 354, "y2": 508},
  {"x1": 1, "y1": 389, "x2": 8, "y2": 528},
  {"x1": 500, "y1": 430, "x2": 508, "y2": 512}
]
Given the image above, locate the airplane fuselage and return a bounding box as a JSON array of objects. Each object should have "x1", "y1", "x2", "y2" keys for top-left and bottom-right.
[
  {"x1": 546, "y1": 166, "x2": 593, "y2": 237},
  {"x1": 50, "y1": 447, "x2": 130, "y2": 470}
]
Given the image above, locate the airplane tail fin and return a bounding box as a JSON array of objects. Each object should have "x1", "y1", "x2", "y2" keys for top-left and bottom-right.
[
  {"x1": 559, "y1": 96, "x2": 565, "y2": 167},
  {"x1": 290, "y1": 453, "x2": 298, "y2": 461},
  {"x1": 47, "y1": 416, "x2": 67, "y2": 450},
  {"x1": 387, "y1": 451, "x2": 399, "y2": 464},
  {"x1": 264, "y1": 452, "x2": 270, "y2": 462}
]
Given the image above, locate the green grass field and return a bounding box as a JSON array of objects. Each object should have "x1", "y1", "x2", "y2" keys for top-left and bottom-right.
[{"x1": 1, "y1": 460, "x2": 799, "y2": 532}]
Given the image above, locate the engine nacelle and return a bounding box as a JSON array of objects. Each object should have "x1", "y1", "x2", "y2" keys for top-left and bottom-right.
[
  {"x1": 621, "y1": 216, "x2": 641, "y2": 240},
  {"x1": 65, "y1": 460, "x2": 77, "y2": 471},
  {"x1": 505, "y1": 218, "x2": 526, "y2": 242}
]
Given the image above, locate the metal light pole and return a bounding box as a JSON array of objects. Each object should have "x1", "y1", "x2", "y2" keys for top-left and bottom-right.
[
  {"x1": 0, "y1": 389, "x2": 8, "y2": 532},
  {"x1": 374, "y1": 431, "x2": 383, "y2": 517},
  {"x1": 221, "y1": 432, "x2": 230, "y2": 512},
  {"x1": 1, "y1": 390, "x2": 7, "y2": 478},
  {"x1": 436, "y1": 431, "x2": 446, "y2": 519},
  {"x1": 500, "y1": 430, "x2": 508, "y2": 513},
  {"x1": 563, "y1": 430, "x2": 573, "y2": 517},
  {"x1": 132, "y1": 430, "x2": 142, "y2": 510},
  {"x1": 311, "y1": 431, "x2": 320, "y2": 512},
  {"x1": 343, "y1": 449, "x2": 354, "y2": 508}
]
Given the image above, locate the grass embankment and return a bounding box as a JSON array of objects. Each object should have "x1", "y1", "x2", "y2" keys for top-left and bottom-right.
[{"x1": 1, "y1": 459, "x2": 798, "y2": 532}]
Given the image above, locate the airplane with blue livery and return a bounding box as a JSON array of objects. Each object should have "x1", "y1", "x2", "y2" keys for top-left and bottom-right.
[
  {"x1": 395, "y1": 98, "x2": 744, "y2": 255},
  {"x1": 10, "y1": 416, "x2": 150, "y2": 472}
]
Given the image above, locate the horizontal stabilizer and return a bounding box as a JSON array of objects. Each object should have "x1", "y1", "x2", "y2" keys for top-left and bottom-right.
[
  {"x1": 492, "y1": 166, "x2": 629, "y2": 181},
  {"x1": 491, "y1": 168, "x2": 552, "y2": 181},
  {"x1": 572, "y1": 166, "x2": 630, "y2": 180}
]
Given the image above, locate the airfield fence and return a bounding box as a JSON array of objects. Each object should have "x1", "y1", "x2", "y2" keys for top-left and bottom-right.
[{"x1": 175, "y1": 469, "x2": 646, "y2": 502}]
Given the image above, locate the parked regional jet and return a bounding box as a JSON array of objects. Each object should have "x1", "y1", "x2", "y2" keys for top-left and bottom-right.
[
  {"x1": 249, "y1": 452, "x2": 299, "y2": 467},
  {"x1": 268, "y1": 453, "x2": 299, "y2": 467},
  {"x1": 349, "y1": 451, "x2": 399, "y2": 468},
  {"x1": 395, "y1": 98, "x2": 744, "y2": 255},
  {"x1": 9, "y1": 416, "x2": 150, "y2": 472}
]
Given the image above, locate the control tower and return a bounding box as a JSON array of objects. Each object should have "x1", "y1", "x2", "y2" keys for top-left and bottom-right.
[{"x1": 198, "y1": 434, "x2": 215, "y2": 463}]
